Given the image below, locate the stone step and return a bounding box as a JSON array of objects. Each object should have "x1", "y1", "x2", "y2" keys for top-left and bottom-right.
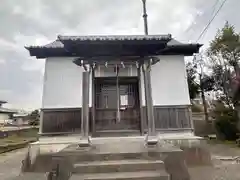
[
  {"x1": 70, "y1": 171, "x2": 169, "y2": 180},
  {"x1": 71, "y1": 152, "x2": 162, "y2": 162},
  {"x1": 94, "y1": 130, "x2": 141, "y2": 137},
  {"x1": 11, "y1": 173, "x2": 47, "y2": 180},
  {"x1": 73, "y1": 159, "x2": 165, "y2": 174},
  {"x1": 29, "y1": 151, "x2": 165, "y2": 173}
]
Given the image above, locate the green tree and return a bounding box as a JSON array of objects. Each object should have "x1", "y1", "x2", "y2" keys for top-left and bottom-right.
[
  {"x1": 208, "y1": 21, "x2": 240, "y2": 130},
  {"x1": 209, "y1": 22, "x2": 240, "y2": 76},
  {"x1": 208, "y1": 22, "x2": 240, "y2": 105},
  {"x1": 211, "y1": 64, "x2": 232, "y2": 106},
  {"x1": 193, "y1": 54, "x2": 215, "y2": 122},
  {"x1": 186, "y1": 62, "x2": 199, "y2": 101},
  {"x1": 187, "y1": 54, "x2": 215, "y2": 121},
  {"x1": 200, "y1": 74, "x2": 215, "y2": 121},
  {"x1": 28, "y1": 109, "x2": 40, "y2": 126}
]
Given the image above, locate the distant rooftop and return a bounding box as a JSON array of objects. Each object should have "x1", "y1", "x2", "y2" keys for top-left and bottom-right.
[
  {"x1": 0, "y1": 107, "x2": 16, "y2": 114},
  {"x1": 0, "y1": 100, "x2": 7, "y2": 104}
]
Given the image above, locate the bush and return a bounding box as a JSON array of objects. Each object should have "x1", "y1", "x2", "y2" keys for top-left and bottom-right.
[
  {"x1": 28, "y1": 119, "x2": 39, "y2": 126},
  {"x1": 214, "y1": 106, "x2": 239, "y2": 140}
]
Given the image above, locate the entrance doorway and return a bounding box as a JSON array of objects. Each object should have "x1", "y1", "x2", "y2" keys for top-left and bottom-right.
[{"x1": 94, "y1": 77, "x2": 141, "y2": 136}]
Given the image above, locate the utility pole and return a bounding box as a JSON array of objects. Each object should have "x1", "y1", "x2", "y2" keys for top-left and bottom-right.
[
  {"x1": 141, "y1": 0, "x2": 158, "y2": 145},
  {"x1": 142, "y1": 0, "x2": 148, "y2": 35}
]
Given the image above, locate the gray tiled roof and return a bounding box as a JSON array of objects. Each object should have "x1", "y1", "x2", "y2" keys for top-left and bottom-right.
[
  {"x1": 27, "y1": 35, "x2": 172, "y2": 49},
  {"x1": 167, "y1": 39, "x2": 183, "y2": 46},
  {"x1": 58, "y1": 34, "x2": 172, "y2": 41},
  {"x1": 44, "y1": 40, "x2": 64, "y2": 48},
  {"x1": 25, "y1": 35, "x2": 202, "y2": 58}
]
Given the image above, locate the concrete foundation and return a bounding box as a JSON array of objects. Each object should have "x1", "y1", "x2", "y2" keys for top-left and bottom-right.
[{"x1": 22, "y1": 134, "x2": 211, "y2": 180}]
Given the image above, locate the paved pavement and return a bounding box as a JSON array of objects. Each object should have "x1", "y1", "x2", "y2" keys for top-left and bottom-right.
[{"x1": 0, "y1": 142, "x2": 240, "y2": 180}]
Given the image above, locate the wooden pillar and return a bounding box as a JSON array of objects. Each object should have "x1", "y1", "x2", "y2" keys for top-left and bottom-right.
[
  {"x1": 79, "y1": 71, "x2": 90, "y2": 147},
  {"x1": 138, "y1": 66, "x2": 145, "y2": 135},
  {"x1": 39, "y1": 110, "x2": 43, "y2": 134},
  {"x1": 143, "y1": 60, "x2": 158, "y2": 145},
  {"x1": 91, "y1": 67, "x2": 96, "y2": 136},
  {"x1": 188, "y1": 106, "x2": 195, "y2": 133}
]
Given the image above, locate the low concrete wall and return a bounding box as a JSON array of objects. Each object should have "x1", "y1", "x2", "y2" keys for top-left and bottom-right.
[
  {"x1": 192, "y1": 113, "x2": 215, "y2": 136},
  {"x1": 165, "y1": 138, "x2": 212, "y2": 167}
]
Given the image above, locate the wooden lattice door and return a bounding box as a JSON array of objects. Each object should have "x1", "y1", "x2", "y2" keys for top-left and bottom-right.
[{"x1": 94, "y1": 77, "x2": 140, "y2": 132}]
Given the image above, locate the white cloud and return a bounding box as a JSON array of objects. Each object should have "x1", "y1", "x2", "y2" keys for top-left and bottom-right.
[
  {"x1": 0, "y1": 59, "x2": 5, "y2": 64},
  {"x1": 21, "y1": 57, "x2": 45, "y2": 73},
  {"x1": 0, "y1": 0, "x2": 239, "y2": 110},
  {"x1": 0, "y1": 38, "x2": 19, "y2": 50}
]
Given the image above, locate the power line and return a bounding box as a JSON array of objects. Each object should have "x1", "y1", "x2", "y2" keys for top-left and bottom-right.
[
  {"x1": 196, "y1": 0, "x2": 221, "y2": 41},
  {"x1": 196, "y1": 0, "x2": 228, "y2": 42},
  {"x1": 186, "y1": 0, "x2": 220, "y2": 35},
  {"x1": 178, "y1": 0, "x2": 221, "y2": 42},
  {"x1": 210, "y1": 0, "x2": 221, "y2": 17}
]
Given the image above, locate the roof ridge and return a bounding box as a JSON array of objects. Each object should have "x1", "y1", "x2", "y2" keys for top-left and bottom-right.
[
  {"x1": 57, "y1": 34, "x2": 172, "y2": 37},
  {"x1": 57, "y1": 34, "x2": 172, "y2": 41}
]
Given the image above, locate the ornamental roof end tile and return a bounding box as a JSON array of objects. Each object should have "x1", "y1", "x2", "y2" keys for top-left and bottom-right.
[{"x1": 26, "y1": 40, "x2": 64, "y2": 49}]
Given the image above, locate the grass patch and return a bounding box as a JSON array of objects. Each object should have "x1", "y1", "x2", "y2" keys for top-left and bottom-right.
[{"x1": 0, "y1": 127, "x2": 39, "y2": 154}]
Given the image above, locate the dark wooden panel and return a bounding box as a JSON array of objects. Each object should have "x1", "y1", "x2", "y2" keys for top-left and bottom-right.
[
  {"x1": 178, "y1": 108, "x2": 191, "y2": 128},
  {"x1": 169, "y1": 108, "x2": 178, "y2": 128},
  {"x1": 95, "y1": 108, "x2": 140, "y2": 131},
  {"x1": 41, "y1": 108, "x2": 92, "y2": 134},
  {"x1": 142, "y1": 106, "x2": 192, "y2": 130}
]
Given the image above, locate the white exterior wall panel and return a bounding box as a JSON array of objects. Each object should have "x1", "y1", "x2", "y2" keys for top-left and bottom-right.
[
  {"x1": 0, "y1": 113, "x2": 9, "y2": 124},
  {"x1": 150, "y1": 55, "x2": 190, "y2": 106},
  {"x1": 42, "y1": 56, "x2": 190, "y2": 108},
  {"x1": 42, "y1": 57, "x2": 84, "y2": 109}
]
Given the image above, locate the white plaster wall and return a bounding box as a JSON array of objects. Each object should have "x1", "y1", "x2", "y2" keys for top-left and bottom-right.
[
  {"x1": 42, "y1": 57, "x2": 84, "y2": 109},
  {"x1": 150, "y1": 55, "x2": 190, "y2": 106},
  {"x1": 0, "y1": 113, "x2": 9, "y2": 124},
  {"x1": 42, "y1": 56, "x2": 189, "y2": 108}
]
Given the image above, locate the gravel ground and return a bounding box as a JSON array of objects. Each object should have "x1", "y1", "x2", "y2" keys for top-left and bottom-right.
[
  {"x1": 189, "y1": 142, "x2": 240, "y2": 180},
  {"x1": 189, "y1": 160, "x2": 240, "y2": 180},
  {"x1": 1, "y1": 142, "x2": 240, "y2": 180},
  {"x1": 0, "y1": 148, "x2": 27, "y2": 180}
]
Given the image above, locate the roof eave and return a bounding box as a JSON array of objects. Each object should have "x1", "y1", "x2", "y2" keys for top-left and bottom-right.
[{"x1": 26, "y1": 47, "x2": 68, "y2": 59}]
